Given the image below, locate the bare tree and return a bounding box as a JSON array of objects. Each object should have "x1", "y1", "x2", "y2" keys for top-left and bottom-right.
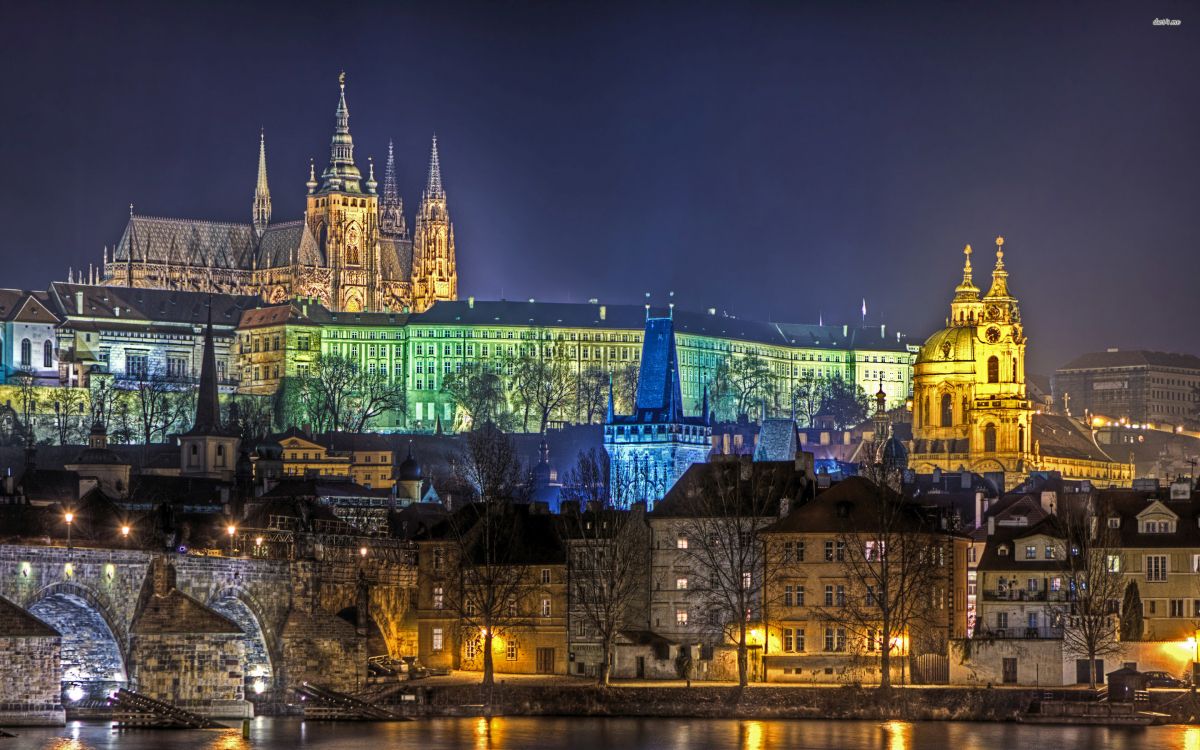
[
  {"x1": 122, "y1": 366, "x2": 179, "y2": 445},
  {"x1": 576, "y1": 368, "x2": 610, "y2": 424},
  {"x1": 791, "y1": 373, "x2": 828, "y2": 428},
  {"x1": 612, "y1": 363, "x2": 639, "y2": 415},
  {"x1": 11, "y1": 369, "x2": 41, "y2": 447},
  {"x1": 726, "y1": 353, "x2": 776, "y2": 420},
  {"x1": 562, "y1": 448, "x2": 649, "y2": 685},
  {"x1": 822, "y1": 465, "x2": 953, "y2": 689},
  {"x1": 507, "y1": 341, "x2": 575, "y2": 432},
  {"x1": 292, "y1": 354, "x2": 404, "y2": 433},
  {"x1": 230, "y1": 395, "x2": 274, "y2": 443},
  {"x1": 343, "y1": 366, "x2": 406, "y2": 433},
  {"x1": 1048, "y1": 494, "x2": 1124, "y2": 688},
  {"x1": 444, "y1": 425, "x2": 533, "y2": 693},
  {"x1": 443, "y1": 361, "x2": 509, "y2": 430},
  {"x1": 50, "y1": 386, "x2": 88, "y2": 445},
  {"x1": 670, "y1": 458, "x2": 798, "y2": 686}
]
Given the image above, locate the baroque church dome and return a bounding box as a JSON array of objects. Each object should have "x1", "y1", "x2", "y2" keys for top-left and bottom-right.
[{"x1": 916, "y1": 325, "x2": 976, "y2": 365}]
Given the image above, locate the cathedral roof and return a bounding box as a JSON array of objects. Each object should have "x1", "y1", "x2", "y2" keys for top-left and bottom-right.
[
  {"x1": 380, "y1": 236, "x2": 413, "y2": 281},
  {"x1": 1032, "y1": 413, "x2": 1122, "y2": 465},
  {"x1": 255, "y1": 221, "x2": 306, "y2": 267},
  {"x1": 915, "y1": 325, "x2": 975, "y2": 365},
  {"x1": 115, "y1": 214, "x2": 257, "y2": 269},
  {"x1": 754, "y1": 418, "x2": 800, "y2": 462}
]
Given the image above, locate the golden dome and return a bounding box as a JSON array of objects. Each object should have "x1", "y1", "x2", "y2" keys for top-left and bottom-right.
[{"x1": 915, "y1": 325, "x2": 976, "y2": 365}]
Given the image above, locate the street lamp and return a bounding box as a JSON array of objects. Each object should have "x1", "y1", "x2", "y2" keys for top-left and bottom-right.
[
  {"x1": 359, "y1": 546, "x2": 368, "y2": 559},
  {"x1": 64, "y1": 511, "x2": 74, "y2": 550},
  {"x1": 227, "y1": 524, "x2": 237, "y2": 556},
  {"x1": 120, "y1": 524, "x2": 131, "y2": 548}
]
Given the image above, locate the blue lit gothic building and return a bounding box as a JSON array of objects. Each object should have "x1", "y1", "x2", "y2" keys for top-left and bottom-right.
[{"x1": 604, "y1": 314, "x2": 712, "y2": 508}]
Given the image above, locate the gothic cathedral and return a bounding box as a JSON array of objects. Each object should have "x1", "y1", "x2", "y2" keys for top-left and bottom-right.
[{"x1": 99, "y1": 74, "x2": 457, "y2": 314}]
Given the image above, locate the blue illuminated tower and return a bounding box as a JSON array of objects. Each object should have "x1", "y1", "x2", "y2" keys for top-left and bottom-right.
[{"x1": 604, "y1": 314, "x2": 711, "y2": 509}]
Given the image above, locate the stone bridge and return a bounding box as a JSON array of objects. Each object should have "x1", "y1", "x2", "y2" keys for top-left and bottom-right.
[{"x1": 0, "y1": 543, "x2": 417, "y2": 724}]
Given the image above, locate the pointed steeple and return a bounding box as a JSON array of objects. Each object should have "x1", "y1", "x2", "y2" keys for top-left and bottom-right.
[
  {"x1": 253, "y1": 130, "x2": 271, "y2": 236},
  {"x1": 189, "y1": 299, "x2": 222, "y2": 435},
  {"x1": 380, "y1": 139, "x2": 408, "y2": 238},
  {"x1": 425, "y1": 134, "x2": 444, "y2": 198},
  {"x1": 319, "y1": 72, "x2": 362, "y2": 193},
  {"x1": 983, "y1": 236, "x2": 1011, "y2": 299},
  {"x1": 952, "y1": 244, "x2": 979, "y2": 302}
]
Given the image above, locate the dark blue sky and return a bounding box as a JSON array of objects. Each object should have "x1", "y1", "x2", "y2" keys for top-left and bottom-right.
[{"x1": 2, "y1": 1, "x2": 1197, "y2": 373}]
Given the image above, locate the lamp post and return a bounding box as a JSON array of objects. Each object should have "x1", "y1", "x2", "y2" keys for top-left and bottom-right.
[
  {"x1": 64, "y1": 511, "x2": 74, "y2": 550},
  {"x1": 227, "y1": 524, "x2": 237, "y2": 557},
  {"x1": 120, "y1": 524, "x2": 131, "y2": 549}
]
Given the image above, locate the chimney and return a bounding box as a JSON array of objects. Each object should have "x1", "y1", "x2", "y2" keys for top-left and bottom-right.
[
  {"x1": 987, "y1": 516, "x2": 995, "y2": 537},
  {"x1": 468, "y1": 296, "x2": 475, "y2": 309},
  {"x1": 114, "y1": 306, "x2": 121, "y2": 317},
  {"x1": 1040, "y1": 491, "x2": 1056, "y2": 515},
  {"x1": 599, "y1": 305, "x2": 607, "y2": 321},
  {"x1": 779, "y1": 497, "x2": 791, "y2": 518},
  {"x1": 75, "y1": 291, "x2": 84, "y2": 315},
  {"x1": 843, "y1": 324, "x2": 848, "y2": 337},
  {"x1": 974, "y1": 491, "x2": 983, "y2": 529}
]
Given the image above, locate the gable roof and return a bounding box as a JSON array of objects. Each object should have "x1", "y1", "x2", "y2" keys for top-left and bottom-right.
[{"x1": 1033, "y1": 414, "x2": 1122, "y2": 464}]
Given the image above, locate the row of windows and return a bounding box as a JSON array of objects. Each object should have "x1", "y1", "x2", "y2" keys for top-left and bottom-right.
[{"x1": 9, "y1": 338, "x2": 54, "y2": 368}]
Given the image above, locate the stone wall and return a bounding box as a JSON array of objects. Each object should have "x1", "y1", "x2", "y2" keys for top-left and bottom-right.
[
  {"x1": 281, "y1": 609, "x2": 365, "y2": 693},
  {"x1": 0, "y1": 635, "x2": 64, "y2": 726},
  {"x1": 130, "y1": 633, "x2": 249, "y2": 717}
]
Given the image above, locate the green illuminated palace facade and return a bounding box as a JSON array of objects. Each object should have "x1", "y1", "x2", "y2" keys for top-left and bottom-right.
[{"x1": 236, "y1": 297, "x2": 917, "y2": 432}]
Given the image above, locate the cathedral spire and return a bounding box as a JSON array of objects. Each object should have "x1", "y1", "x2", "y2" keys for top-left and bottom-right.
[
  {"x1": 425, "y1": 134, "x2": 444, "y2": 198},
  {"x1": 319, "y1": 71, "x2": 362, "y2": 193},
  {"x1": 380, "y1": 139, "x2": 408, "y2": 238},
  {"x1": 253, "y1": 129, "x2": 271, "y2": 235}
]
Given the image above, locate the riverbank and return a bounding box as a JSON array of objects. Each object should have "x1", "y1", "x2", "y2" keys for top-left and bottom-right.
[{"x1": 394, "y1": 682, "x2": 1200, "y2": 724}]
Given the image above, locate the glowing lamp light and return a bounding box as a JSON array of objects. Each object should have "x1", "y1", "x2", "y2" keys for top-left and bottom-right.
[
  {"x1": 227, "y1": 525, "x2": 237, "y2": 537},
  {"x1": 64, "y1": 512, "x2": 74, "y2": 524},
  {"x1": 66, "y1": 685, "x2": 84, "y2": 702},
  {"x1": 255, "y1": 536, "x2": 264, "y2": 547},
  {"x1": 120, "y1": 525, "x2": 130, "y2": 537},
  {"x1": 252, "y1": 680, "x2": 266, "y2": 695},
  {"x1": 360, "y1": 546, "x2": 368, "y2": 558}
]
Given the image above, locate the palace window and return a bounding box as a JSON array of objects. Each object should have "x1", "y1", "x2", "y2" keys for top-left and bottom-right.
[
  {"x1": 433, "y1": 586, "x2": 444, "y2": 609},
  {"x1": 542, "y1": 598, "x2": 551, "y2": 617},
  {"x1": 1146, "y1": 555, "x2": 1167, "y2": 582},
  {"x1": 43, "y1": 340, "x2": 52, "y2": 368},
  {"x1": 984, "y1": 424, "x2": 997, "y2": 453},
  {"x1": 676, "y1": 577, "x2": 688, "y2": 590},
  {"x1": 431, "y1": 627, "x2": 443, "y2": 653},
  {"x1": 506, "y1": 641, "x2": 518, "y2": 661},
  {"x1": 676, "y1": 608, "x2": 688, "y2": 626},
  {"x1": 987, "y1": 356, "x2": 999, "y2": 384},
  {"x1": 941, "y1": 393, "x2": 953, "y2": 426}
]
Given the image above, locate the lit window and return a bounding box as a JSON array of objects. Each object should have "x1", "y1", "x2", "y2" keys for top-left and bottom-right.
[
  {"x1": 676, "y1": 577, "x2": 688, "y2": 590},
  {"x1": 676, "y1": 608, "x2": 688, "y2": 625},
  {"x1": 506, "y1": 641, "x2": 518, "y2": 661},
  {"x1": 541, "y1": 598, "x2": 551, "y2": 618},
  {"x1": 676, "y1": 536, "x2": 688, "y2": 550},
  {"x1": 431, "y1": 627, "x2": 443, "y2": 653},
  {"x1": 433, "y1": 586, "x2": 444, "y2": 609}
]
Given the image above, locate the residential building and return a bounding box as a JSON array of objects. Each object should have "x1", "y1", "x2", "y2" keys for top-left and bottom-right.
[
  {"x1": 759, "y1": 477, "x2": 969, "y2": 684},
  {"x1": 0, "y1": 289, "x2": 60, "y2": 384}
]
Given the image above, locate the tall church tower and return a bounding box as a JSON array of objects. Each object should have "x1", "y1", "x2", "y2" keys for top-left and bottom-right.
[
  {"x1": 305, "y1": 73, "x2": 382, "y2": 312},
  {"x1": 252, "y1": 131, "x2": 271, "y2": 237},
  {"x1": 411, "y1": 135, "x2": 457, "y2": 311},
  {"x1": 910, "y1": 237, "x2": 1032, "y2": 491}
]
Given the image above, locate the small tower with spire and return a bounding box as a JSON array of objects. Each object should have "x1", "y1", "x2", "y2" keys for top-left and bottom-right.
[
  {"x1": 179, "y1": 300, "x2": 241, "y2": 481},
  {"x1": 411, "y1": 134, "x2": 457, "y2": 311},
  {"x1": 252, "y1": 130, "x2": 271, "y2": 237}
]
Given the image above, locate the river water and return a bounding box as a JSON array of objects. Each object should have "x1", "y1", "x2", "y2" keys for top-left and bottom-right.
[{"x1": 6, "y1": 717, "x2": 1198, "y2": 749}]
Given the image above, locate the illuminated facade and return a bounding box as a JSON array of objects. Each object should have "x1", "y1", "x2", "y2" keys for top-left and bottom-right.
[
  {"x1": 909, "y1": 239, "x2": 1131, "y2": 490},
  {"x1": 98, "y1": 75, "x2": 457, "y2": 314}
]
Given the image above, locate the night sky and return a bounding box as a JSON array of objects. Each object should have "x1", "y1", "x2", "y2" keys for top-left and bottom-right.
[{"x1": 2, "y1": 1, "x2": 1197, "y2": 373}]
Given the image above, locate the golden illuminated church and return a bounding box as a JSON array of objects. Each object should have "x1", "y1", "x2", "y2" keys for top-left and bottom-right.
[
  {"x1": 95, "y1": 74, "x2": 457, "y2": 313},
  {"x1": 909, "y1": 238, "x2": 1132, "y2": 490}
]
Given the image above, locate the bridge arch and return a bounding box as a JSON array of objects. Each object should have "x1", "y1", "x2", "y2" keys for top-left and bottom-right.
[
  {"x1": 27, "y1": 581, "x2": 128, "y2": 694},
  {"x1": 208, "y1": 586, "x2": 277, "y2": 693}
]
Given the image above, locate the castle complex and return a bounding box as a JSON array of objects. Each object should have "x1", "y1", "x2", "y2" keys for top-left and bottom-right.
[{"x1": 96, "y1": 74, "x2": 457, "y2": 314}]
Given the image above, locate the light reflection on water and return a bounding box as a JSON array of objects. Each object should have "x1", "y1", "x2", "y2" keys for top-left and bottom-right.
[{"x1": 5, "y1": 717, "x2": 1193, "y2": 750}]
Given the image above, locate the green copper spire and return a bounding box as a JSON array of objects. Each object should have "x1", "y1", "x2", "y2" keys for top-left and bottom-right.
[
  {"x1": 319, "y1": 72, "x2": 362, "y2": 193},
  {"x1": 253, "y1": 129, "x2": 271, "y2": 235}
]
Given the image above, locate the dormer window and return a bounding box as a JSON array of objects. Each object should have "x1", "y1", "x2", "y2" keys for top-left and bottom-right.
[
  {"x1": 1141, "y1": 519, "x2": 1175, "y2": 534},
  {"x1": 1107, "y1": 517, "x2": 1120, "y2": 529},
  {"x1": 998, "y1": 544, "x2": 1009, "y2": 556}
]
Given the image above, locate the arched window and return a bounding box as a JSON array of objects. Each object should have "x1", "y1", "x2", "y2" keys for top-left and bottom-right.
[
  {"x1": 984, "y1": 424, "x2": 997, "y2": 453},
  {"x1": 1018, "y1": 424, "x2": 1025, "y2": 453},
  {"x1": 940, "y1": 393, "x2": 953, "y2": 427},
  {"x1": 20, "y1": 338, "x2": 31, "y2": 367},
  {"x1": 43, "y1": 340, "x2": 52, "y2": 368},
  {"x1": 987, "y1": 356, "x2": 999, "y2": 384},
  {"x1": 1012, "y1": 358, "x2": 1018, "y2": 382},
  {"x1": 922, "y1": 396, "x2": 930, "y2": 428}
]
